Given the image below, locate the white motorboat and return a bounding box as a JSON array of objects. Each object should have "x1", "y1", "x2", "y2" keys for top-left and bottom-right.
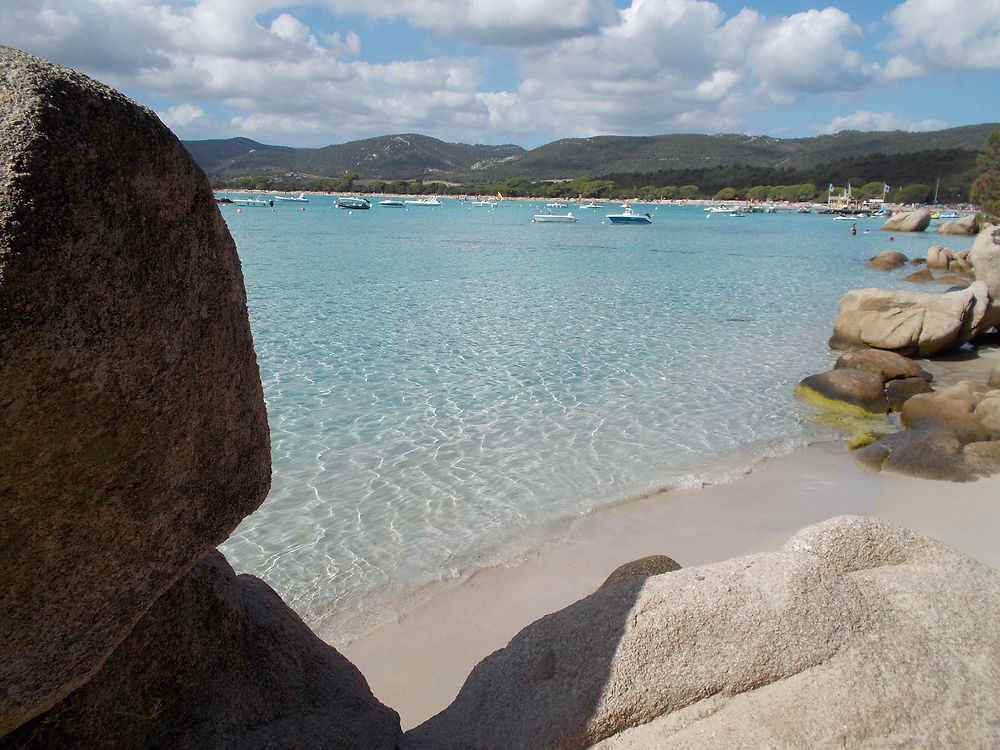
[
  {"x1": 404, "y1": 197, "x2": 442, "y2": 206},
  {"x1": 379, "y1": 199, "x2": 405, "y2": 207},
  {"x1": 274, "y1": 193, "x2": 308, "y2": 202},
  {"x1": 606, "y1": 206, "x2": 652, "y2": 224},
  {"x1": 533, "y1": 212, "x2": 577, "y2": 223},
  {"x1": 471, "y1": 199, "x2": 497, "y2": 207},
  {"x1": 580, "y1": 202, "x2": 604, "y2": 209},
  {"x1": 232, "y1": 196, "x2": 273, "y2": 207},
  {"x1": 546, "y1": 201, "x2": 570, "y2": 208},
  {"x1": 337, "y1": 196, "x2": 371, "y2": 210}
]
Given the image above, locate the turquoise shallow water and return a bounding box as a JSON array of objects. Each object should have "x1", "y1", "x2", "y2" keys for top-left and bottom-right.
[{"x1": 218, "y1": 197, "x2": 967, "y2": 637}]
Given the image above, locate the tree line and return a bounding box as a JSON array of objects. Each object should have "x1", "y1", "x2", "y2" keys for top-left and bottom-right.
[{"x1": 214, "y1": 140, "x2": 998, "y2": 209}]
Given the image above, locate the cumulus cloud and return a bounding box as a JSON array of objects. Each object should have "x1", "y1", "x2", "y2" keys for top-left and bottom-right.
[
  {"x1": 491, "y1": 1, "x2": 880, "y2": 139},
  {"x1": 0, "y1": 0, "x2": 973, "y2": 147},
  {"x1": 159, "y1": 103, "x2": 210, "y2": 129},
  {"x1": 883, "y1": 0, "x2": 1000, "y2": 79},
  {"x1": 816, "y1": 110, "x2": 949, "y2": 134}
]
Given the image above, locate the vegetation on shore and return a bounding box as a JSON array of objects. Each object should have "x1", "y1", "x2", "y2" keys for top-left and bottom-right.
[
  {"x1": 196, "y1": 125, "x2": 1000, "y2": 205},
  {"x1": 971, "y1": 129, "x2": 1000, "y2": 220}
]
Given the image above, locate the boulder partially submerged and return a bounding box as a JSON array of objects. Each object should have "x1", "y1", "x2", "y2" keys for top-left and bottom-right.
[
  {"x1": 881, "y1": 208, "x2": 932, "y2": 232},
  {"x1": 938, "y1": 213, "x2": 979, "y2": 235},
  {"x1": 795, "y1": 347, "x2": 932, "y2": 418}
]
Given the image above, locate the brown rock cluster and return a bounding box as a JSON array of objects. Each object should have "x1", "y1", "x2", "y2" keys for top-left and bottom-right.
[
  {"x1": 795, "y1": 348, "x2": 933, "y2": 418},
  {"x1": 853, "y1": 380, "x2": 1000, "y2": 481}
]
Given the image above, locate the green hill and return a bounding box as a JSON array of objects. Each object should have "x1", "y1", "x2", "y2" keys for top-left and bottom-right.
[{"x1": 183, "y1": 124, "x2": 998, "y2": 186}]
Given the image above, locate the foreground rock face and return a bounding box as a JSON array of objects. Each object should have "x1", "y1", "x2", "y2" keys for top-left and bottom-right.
[
  {"x1": 405, "y1": 516, "x2": 1000, "y2": 749},
  {"x1": 0, "y1": 46, "x2": 272, "y2": 731},
  {"x1": 2, "y1": 551, "x2": 401, "y2": 750}
]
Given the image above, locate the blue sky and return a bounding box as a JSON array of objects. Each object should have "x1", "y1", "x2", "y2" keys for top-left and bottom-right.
[{"x1": 2, "y1": 0, "x2": 998, "y2": 148}]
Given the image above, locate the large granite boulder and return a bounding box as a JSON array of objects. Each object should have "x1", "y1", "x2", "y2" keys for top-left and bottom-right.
[
  {"x1": 881, "y1": 209, "x2": 932, "y2": 232},
  {"x1": 970, "y1": 223, "x2": 1000, "y2": 296},
  {"x1": 1, "y1": 551, "x2": 402, "y2": 750},
  {"x1": 926, "y1": 244, "x2": 954, "y2": 270},
  {"x1": 0, "y1": 46, "x2": 270, "y2": 732},
  {"x1": 404, "y1": 516, "x2": 1000, "y2": 749},
  {"x1": 938, "y1": 213, "x2": 979, "y2": 235},
  {"x1": 827, "y1": 282, "x2": 997, "y2": 356}
]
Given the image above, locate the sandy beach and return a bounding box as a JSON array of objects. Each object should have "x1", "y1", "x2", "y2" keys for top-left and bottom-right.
[{"x1": 340, "y1": 345, "x2": 1000, "y2": 730}]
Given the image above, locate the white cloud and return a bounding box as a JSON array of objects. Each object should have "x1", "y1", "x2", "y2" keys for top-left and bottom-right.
[
  {"x1": 883, "y1": 0, "x2": 1000, "y2": 79},
  {"x1": 749, "y1": 8, "x2": 874, "y2": 92},
  {"x1": 2, "y1": 0, "x2": 977, "y2": 147},
  {"x1": 816, "y1": 110, "x2": 949, "y2": 134},
  {"x1": 159, "y1": 103, "x2": 210, "y2": 129},
  {"x1": 318, "y1": 0, "x2": 619, "y2": 46}
]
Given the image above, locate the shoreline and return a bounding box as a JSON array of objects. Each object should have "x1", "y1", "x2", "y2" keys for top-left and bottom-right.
[{"x1": 338, "y1": 345, "x2": 1000, "y2": 730}]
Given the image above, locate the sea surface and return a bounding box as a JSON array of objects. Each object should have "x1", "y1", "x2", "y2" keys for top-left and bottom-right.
[{"x1": 218, "y1": 196, "x2": 968, "y2": 640}]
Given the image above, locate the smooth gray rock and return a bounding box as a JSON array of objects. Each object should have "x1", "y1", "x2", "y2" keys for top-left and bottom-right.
[
  {"x1": 881, "y1": 209, "x2": 932, "y2": 232},
  {"x1": 405, "y1": 516, "x2": 1000, "y2": 750},
  {"x1": 970, "y1": 223, "x2": 1000, "y2": 298},
  {"x1": 1, "y1": 551, "x2": 402, "y2": 750},
  {"x1": 938, "y1": 213, "x2": 979, "y2": 235},
  {"x1": 926, "y1": 245, "x2": 954, "y2": 269},
  {"x1": 0, "y1": 46, "x2": 270, "y2": 732},
  {"x1": 828, "y1": 283, "x2": 994, "y2": 356},
  {"x1": 885, "y1": 376, "x2": 935, "y2": 411}
]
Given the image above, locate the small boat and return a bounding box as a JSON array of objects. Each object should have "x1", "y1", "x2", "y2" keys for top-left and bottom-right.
[
  {"x1": 546, "y1": 201, "x2": 569, "y2": 208},
  {"x1": 337, "y1": 196, "x2": 371, "y2": 210},
  {"x1": 274, "y1": 192, "x2": 308, "y2": 202},
  {"x1": 580, "y1": 202, "x2": 604, "y2": 209},
  {"x1": 232, "y1": 196, "x2": 273, "y2": 207},
  {"x1": 471, "y1": 199, "x2": 497, "y2": 207},
  {"x1": 533, "y1": 212, "x2": 577, "y2": 223},
  {"x1": 379, "y1": 199, "x2": 405, "y2": 207},
  {"x1": 404, "y1": 197, "x2": 442, "y2": 206},
  {"x1": 606, "y1": 206, "x2": 652, "y2": 224}
]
